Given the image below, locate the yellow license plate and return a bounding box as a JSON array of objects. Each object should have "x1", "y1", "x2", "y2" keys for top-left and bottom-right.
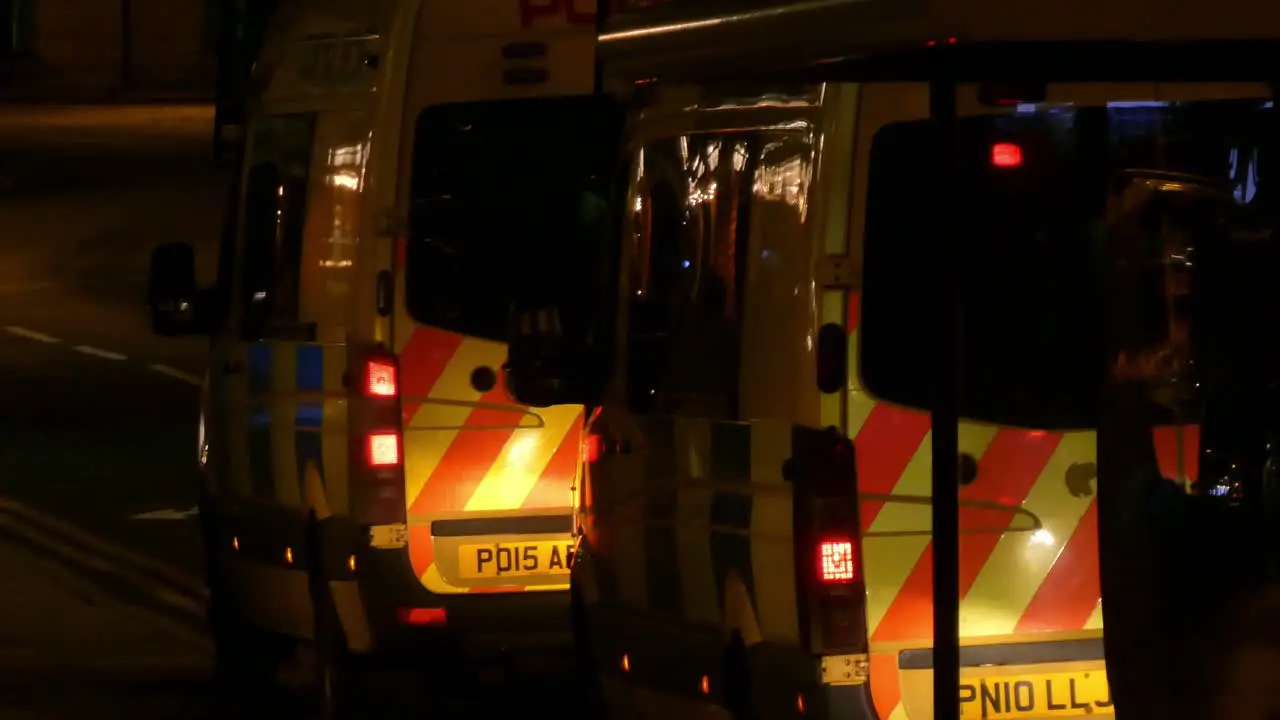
[
  {"x1": 959, "y1": 671, "x2": 1112, "y2": 718},
  {"x1": 457, "y1": 541, "x2": 575, "y2": 579}
]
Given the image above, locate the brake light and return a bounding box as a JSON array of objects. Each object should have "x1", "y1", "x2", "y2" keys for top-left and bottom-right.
[
  {"x1": 583, "y1": 433, "x2": 604, "y2": 463},
  {"x1": 365, "y1": 357, "x2": 398, "y2": 397},
  {"x1": 367, "y1": 432, "x2": 401, "y2": 467},
  {"x1": 819, "y1": 538, "x2": 856, "y2": 583},
  {"x1": 397, "y1": 607, "x2": 447, "y2": 625},
  {"x1": 991, "y1": 142, "x2": 1023, "y2": 168}
]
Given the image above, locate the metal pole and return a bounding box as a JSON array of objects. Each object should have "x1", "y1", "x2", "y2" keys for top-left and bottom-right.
[{"x1": 929, "y1": 64, "x2": 961, "y2": 720}]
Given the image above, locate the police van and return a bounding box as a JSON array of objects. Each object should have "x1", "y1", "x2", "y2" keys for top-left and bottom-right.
[
  {"x1": 499, "y1": 0, "x2": 1280, "y2": 718},
  {"x1": 146, "y1": 0, "x2": 619, "y2": 714}
]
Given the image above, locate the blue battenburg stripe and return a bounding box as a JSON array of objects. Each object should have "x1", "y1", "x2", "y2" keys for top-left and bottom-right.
[
  {"x1": 247, "y1": 343, "x2": 272, "y2": 393},
  {"x1": 295, "y1": 344, "x2": 324, "y2": 392}
]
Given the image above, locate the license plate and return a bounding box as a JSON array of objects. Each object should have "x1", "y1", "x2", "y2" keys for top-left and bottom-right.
[
  {"x1": 457, "y1": 541, "x2": 575, "y2": 579},
  {"x1": 959, "y1": 671, "x2": 1113, "y2": 718}
]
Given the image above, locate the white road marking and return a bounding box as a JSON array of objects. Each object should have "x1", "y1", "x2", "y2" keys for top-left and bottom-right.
[
  {"x1": 72, "y1": 345, "x2": 127, "y2": 361},
  {"x1": 4, "y1": 326, "x2": 59, "y2": 343},
  {"x1": 148, "y1": 364, "x2": 202, "y2": 386}
]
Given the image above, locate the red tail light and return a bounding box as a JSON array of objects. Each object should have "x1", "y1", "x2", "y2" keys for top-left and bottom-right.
[
  {"x1": 991, "y1": 142, "x2": 1023, "y2": 168},
  {"x1": 583, "y1": 433, "x2": 604, "y2": 463},
  {"x1": 365, "y1": 357, "x2": 398, "y2": 397},
  {"x1": 818, "y1": 538, "x2": 857, "y2": 583},
  {"x1": 397, "y1": 607, "x2": 447, "y2": 625},
  {"x1": 367, "y1": 432, "x2": 401, "y2": 467}
]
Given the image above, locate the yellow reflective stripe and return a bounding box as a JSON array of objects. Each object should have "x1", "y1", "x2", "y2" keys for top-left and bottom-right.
[
  {"x1": 820, "y1": 289, "x2": 846, "y2": 430},
  {"x1": 402, "y1": 338, "x2": 502, "y2": 507},
  {"x1": 862, "y1": 424, "x2": 997, "y2": 635},
  {"x1": 463, "y1": 403, "x2": 580, "y2": 512},
  {"x1": 963, "y1": 432, "x2": 1098, "y2": 637}
]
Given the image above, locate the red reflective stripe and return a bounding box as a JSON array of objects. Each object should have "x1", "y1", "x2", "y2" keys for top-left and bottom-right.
[
  {"x1": 871, "y1": 548, "x2": 934, "y2": 643},
  {"x1": 409, "y1": 524, "x2": 435, "y2": 579},
  {"x1": 854, "y1": 405, "x2": 931, "y2": 532},
  {"x1": 957, "y1": 430, "x2": 1062, "y2": 596},
  {"x1": 408, "y1": 383, "x2": 523, "y2": 515},
  {"x1": 847, "y1": 292, "x2": 861, "y2": 332},
  {"x1": 521, "y1": 414, "x2": 584, "y2": 509},
  {"x1": 869, "y1": 653, "x2": 902, "y2": 720},
  {"x1": 399, "y1": 327, "x2": 465, "y2": 422},
  {"x1": 1152, "y1": 425, "x2": 1200, "y2": 483},
  {"x1": 1015, "y1": 500, "x2": 1101, "y2": 633},
  {"x1": 872, "y1": 430, "x2": 1061, "y2": 643}
]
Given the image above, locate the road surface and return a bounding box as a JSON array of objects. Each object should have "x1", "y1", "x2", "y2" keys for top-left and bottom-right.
[
  {"x1": 0, "y1": 104, "x2": 216, "y2": 580},
  {"x1": 0, "y1": 515, "x2": 213, "y2": 719}
]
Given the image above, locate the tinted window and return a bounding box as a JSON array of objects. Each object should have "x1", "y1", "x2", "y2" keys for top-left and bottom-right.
[
  {"x1": 405, "y1": 95, "x2": 625, "y2": 342},
  {"x1": 625, "y1": 134, "x2": 758, "y2": 419},
  {"x1": 862, "y1": 99, "x2": 1277, "y2": 429},
  {"x1": 238, "y1": 114, "x2": 315, "y2": 338}
]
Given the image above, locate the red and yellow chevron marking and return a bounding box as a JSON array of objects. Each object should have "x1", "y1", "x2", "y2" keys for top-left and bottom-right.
[
  {"x1": 396, "y1": 323, "x2": 583, "y2": 596},
  {"x1": 846, "y1": 294, "x2": 1198, "y2": 720}
]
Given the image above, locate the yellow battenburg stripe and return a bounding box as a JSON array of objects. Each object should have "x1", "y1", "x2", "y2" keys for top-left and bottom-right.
[
  {"x1": 749, "y1": 420, "x2": 802, "y2": 645},
  {"x1": 674, "y1": 419, "x2": 718, "y2": 626},
  {"x1": 402, "y1": 338, "x2": 505, "y2": 505},
  {"x1": 321, "y1": 343, "x2": 349, "y2": 516},
  {"x1": 961, "y1": 432, "x2": 1098, "y2": 637},
  {"x1": 464, "y1": 403, "x2": 581, "y2": 512},
  {"x1": 863, "y1": 424, "x2": 998, "y2": 637},
  {"x1": 227, "y1": 341, "x2": 254, "y2": 498},
  {"x1": 846, "y1": 330, "x2": 876, "y2": 437},
  {"x1": 819, "y1": 289, "x2": 847, "y2": 429}
]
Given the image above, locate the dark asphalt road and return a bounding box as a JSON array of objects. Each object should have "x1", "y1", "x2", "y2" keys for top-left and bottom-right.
[
  {"x1": 0, "y1": 104, "x2": 231, "y2": 717},
  {"x1": 0, "y1": 527, "x2": 212, "y2": 720}
]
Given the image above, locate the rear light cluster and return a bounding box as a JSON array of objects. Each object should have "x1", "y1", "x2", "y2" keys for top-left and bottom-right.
[
  {"x1": 818, "y1": 538, "x2": 856, "y2": 584},
  {"x1": 362, "y1": 354, "x2": 402, "y2": 469},
  {"x1": 351, "y1": 348, "x2": 408, "y2": 526},
  {"x1": 792, "y1": 428, "x2": 867, "y2": 655}
]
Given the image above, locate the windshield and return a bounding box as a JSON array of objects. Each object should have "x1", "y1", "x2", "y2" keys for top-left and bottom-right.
[
  {"x1": 405, "y1": 95, "x2": 625, "y2": 342},
  {"x1": 862, "y1": 96, "x2": 1277, "y2": 430}
]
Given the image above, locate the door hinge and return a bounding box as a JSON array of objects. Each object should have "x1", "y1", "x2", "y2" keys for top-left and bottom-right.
[
  {"x1": 816, "y1": 255, "x2": 854, "y2": 288},
  {"x1": 368, "y1": 523, "x2": 408, "y2": 549}
]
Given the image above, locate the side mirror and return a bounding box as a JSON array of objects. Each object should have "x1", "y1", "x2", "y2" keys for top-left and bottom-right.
[
  {"x1": 146, "y1": 242, "x2": 204, "y2": 336},
  {"x1": 1103, "y1": 170, "x2": 1236, "y2": 412}
]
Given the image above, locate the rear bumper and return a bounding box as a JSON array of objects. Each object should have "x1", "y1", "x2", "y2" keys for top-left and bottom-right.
[
  {"x1": 355, "y1": 543, "x2": 572, "y2": 661},
  {"x1": 206, "y1": 502, "x2": 571, "y2": 663},
  {"x1": 822, "y1": 683, "x2": 880, "y2": 720}
]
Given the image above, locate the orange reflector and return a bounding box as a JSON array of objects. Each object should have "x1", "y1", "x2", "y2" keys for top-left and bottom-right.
[
  {"x1": 232, "y1": 536, "x2": 239, "y2": 551},
  {"x1": 367, "y1": 432, "x2": 401, "y2": 466},
  {"x1": 284, "y1": 546, "x2": 293, "y2": 564},
  {"x1": 797, "y1": 693, "x2": 806, "y2": 713},
  {"x1": 397, "y1": 607, "x2": 447, "y2": 625},
  {"x1": 700, "y1": 675, "x2": 710, "y2": 694},
  {"x1": 621, "y1": 654, "x2": 630, "y2": 672},
  {"x1": 365, "y1": 358, "x2": 398, "y2": 397},
  {"x1": 348, "y1": 555, "x2": 357, "y2": 572}
]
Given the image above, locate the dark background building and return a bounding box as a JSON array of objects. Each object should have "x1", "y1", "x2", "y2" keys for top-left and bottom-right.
[{"x1": 0, "y1": 0, "x2": 217, "y2": 101}]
